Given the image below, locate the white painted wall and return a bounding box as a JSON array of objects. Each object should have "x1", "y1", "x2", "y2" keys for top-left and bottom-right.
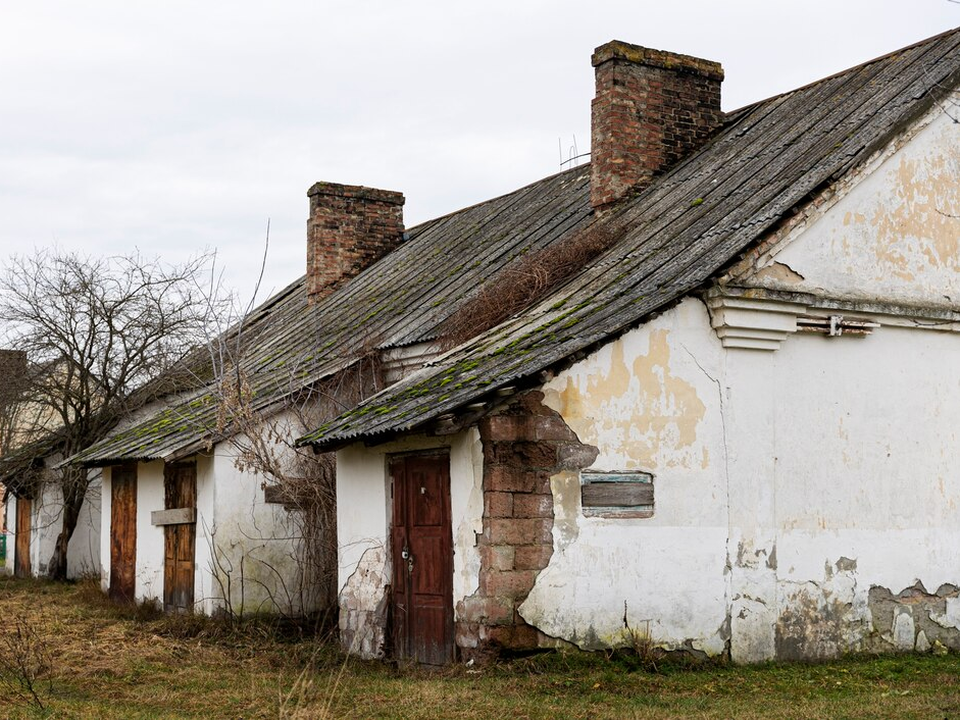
[
  {"x1": 205, "y1": 439, "x2": 309, "y2": 616},
  {"x1": 0, "y1": 463, "x2": 102, "y2": 580},
  {"x1": 742, "y1": 98, "x2": 960, "y2": 309},
  {"x1": 33, "y1": 470, "x2": 101, "y2": 578},
  {"x1": 1, "y1": 494, "x2": 20, "y2": 576},
  {"x1": 522, "y1": 295, "x2": 960, "y2": 662},
  {"x1": 134, "y1": 460, "x2": 167, "y2": 603},
  {"x1": 527, "y1": 298, "x2": 730, "y2": 655},
  {"x1": 99, "y1": 467, "x2": 111, "y2": 589}
]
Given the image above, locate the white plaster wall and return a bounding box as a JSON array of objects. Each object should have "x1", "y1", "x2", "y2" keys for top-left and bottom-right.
[
  {"x1": 1, "y1": 494, "x2": 19, "y2": 576},
  {"x1": 206, "y1": 439, "x2": 308, "y2": 616},
  {"x1": 525, "y1": 297, "x2": 730, "y2": 654},
  {"x1": 99, "y1": 467, "x2": 112, "y2": 591},
  {"x1": 68, "y1": 472, "x2": 101, "y2": 577},
  {"x1": 22, "y1": 465, "x2": 101, "y2": 579},
  {"x1": 0, "y1": 494, "x2": 9, "y2": 575},
  {"x1": 764, "y1": 324, "x2": 960, "y2": 658},
  {"x1": 336, "y1": 430, "x2": 484, "y2": 656},
  {"x1": 195, "y1": 453, "x2": 216, "y2": 614},
  {"x1": 748, "y1": 100, "x2": 960, "y2": 308},
  {"x1": 134, "y1": 460, "x2": 167, "y2": 603},
  {"x1": 517, "y1": 293, "x2": 960, "y2": 662}
]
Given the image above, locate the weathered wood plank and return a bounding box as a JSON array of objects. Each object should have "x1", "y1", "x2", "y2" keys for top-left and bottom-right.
[
  {"x1": 581, "y1": 481, "x2": 654, "y2": 508},
  {"x1": 150, "y1": 507, "x2": 197, "y2": 526}
]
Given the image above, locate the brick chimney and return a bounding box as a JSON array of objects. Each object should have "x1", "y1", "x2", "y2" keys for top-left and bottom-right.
[
  {"x1": 306, "y1": 182, "x2": 405, "y2": 303},
  {"x1": 590, "y1": 41, "x2": 724, "y2": 209}
]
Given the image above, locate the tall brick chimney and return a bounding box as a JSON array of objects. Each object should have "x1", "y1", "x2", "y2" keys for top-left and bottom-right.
[
  {"x1": 590, "y1": 41, "x2": 724, "y2": 209},
  {"x1": 306, "y1": 182, "x2": 405, "y2": 303}
]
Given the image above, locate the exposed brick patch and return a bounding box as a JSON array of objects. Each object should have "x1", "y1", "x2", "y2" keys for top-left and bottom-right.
[
  {"x1": 457, "y1": 390, "x2": 599, "y2": 662},
  {"x1": 590, "y1": 41, "x2": 723, "y2": 209},
  {"x1": 306, "y1": 182, "x2": 405, "y2": 302}
]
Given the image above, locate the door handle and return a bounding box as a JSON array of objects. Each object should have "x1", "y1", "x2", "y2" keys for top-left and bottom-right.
[{"x1": 401, "y1": 545, "x2": 414, "y2": 573}]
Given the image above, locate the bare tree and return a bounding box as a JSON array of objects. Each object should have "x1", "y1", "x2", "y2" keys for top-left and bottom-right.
[{"x1": 0, "y1": 249, "x2": 220, "y2": 580}]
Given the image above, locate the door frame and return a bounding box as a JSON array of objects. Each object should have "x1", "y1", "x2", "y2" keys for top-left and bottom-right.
[{"x1": 388, "y1": 450, "x2": 454, "y2": 665}]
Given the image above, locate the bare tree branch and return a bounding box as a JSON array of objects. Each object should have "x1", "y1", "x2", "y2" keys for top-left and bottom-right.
[{"x1": 0, "y1": 248, "x2": 223, "y2": 579}]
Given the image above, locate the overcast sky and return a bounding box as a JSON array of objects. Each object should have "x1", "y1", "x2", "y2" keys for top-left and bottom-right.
[{"x1": 1, "y1": 2, "x2": 957, "y2": 305}]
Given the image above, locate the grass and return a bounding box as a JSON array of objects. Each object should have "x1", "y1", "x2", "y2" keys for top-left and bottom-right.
[{"x1": 1, "y1": 576, "x2": 960, "y2": 718}]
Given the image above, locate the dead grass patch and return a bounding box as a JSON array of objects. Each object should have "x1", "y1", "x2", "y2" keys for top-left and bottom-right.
[{"x1": 1, "y1": 576, "x2": 960, "y2": 719}]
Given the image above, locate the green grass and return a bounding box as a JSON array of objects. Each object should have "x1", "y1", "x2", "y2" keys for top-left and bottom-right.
[{"x1": 1, "y1": 576, "x2": 959, "y2": 718}]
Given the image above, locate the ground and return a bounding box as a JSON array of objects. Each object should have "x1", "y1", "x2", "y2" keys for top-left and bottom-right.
[{"x1": 1, "y1": 576, "x2": 960, "y2": 718}]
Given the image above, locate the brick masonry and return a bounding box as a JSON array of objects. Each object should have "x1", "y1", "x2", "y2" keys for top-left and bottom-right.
[
  {"x1": 306, "y1": 182, "x2": 405, "y2": 302},
  {"x1": 456, "y1": 391, "x2": 598, "y2": 660},
  {"x1": 590, "y1": 40, "x2": 724, "y2": 209}
]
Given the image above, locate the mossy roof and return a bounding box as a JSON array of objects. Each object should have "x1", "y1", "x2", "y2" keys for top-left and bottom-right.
[
  {"x1": 68, "y1": 164, "x2": 594, "y2": 465},
  {"x1": 299, "y1": 26, "x2": 960, "y2": 450}
]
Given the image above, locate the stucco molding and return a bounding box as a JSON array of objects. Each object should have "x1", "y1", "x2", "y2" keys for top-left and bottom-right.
[
  {"x1": 705, "y1": 294, "x2": 808, "y2": 351},
  {"x1": 706, "y1": 285, "x2": 960, "y2": 347}
]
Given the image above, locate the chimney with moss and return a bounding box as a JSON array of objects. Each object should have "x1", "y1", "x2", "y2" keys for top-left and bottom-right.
[
  {"x1": 590, "y1": 41, "x2": 724, "y2": 209},
  {"x1": 306, "y1": 182, "x2": 405, "y2": 303}
]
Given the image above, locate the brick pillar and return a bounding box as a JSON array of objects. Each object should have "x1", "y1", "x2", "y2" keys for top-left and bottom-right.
[
  {"x1": 457, "y1": 391, "x2": 598, "y2": 661},
  {"x1": 590, "y1": 41, "x2": 724, "y2": 209},
  {"x1": 306, "y1": 182, "x2": 405, "y2": 303}
]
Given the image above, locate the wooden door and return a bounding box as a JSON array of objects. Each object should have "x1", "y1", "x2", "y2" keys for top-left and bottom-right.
[
  {"x1": 390, "y1": 453, "x2": 454, "y2": 665},
  {"x1": 14, "y1": 496, "x2": 31, "y2": 578},
  {"x1": 163, "y1": 463, "x2": 196, "y2": 613},
  {"x1": 109, "y1": 466, "x2": 137, "y2": 602}
]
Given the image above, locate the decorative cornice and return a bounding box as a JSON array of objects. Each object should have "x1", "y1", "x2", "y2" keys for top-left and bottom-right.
[{"x1": 705, "y1": 295, "x2": 808, "y2": 351}]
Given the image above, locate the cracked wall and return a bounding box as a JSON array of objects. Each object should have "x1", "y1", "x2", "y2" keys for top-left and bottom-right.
[
  {"x1": 523, "y1": 290, "x2": 960, "y2": 663},
  {"x1": 867, "y1": 582, "x2": 960, "y2": 653},
  {"x1": 523, "y1": 298, "x2": 731, "y2": 655},
  {"x1": 456, "y1": 391, "x2": 599, "y2": 660},
  {"x1": 734, "y1": 96, "x2": 960, "y2": 309},
  {"x1": 339, "y1": 545, "x2": 390, "y2": 658}
]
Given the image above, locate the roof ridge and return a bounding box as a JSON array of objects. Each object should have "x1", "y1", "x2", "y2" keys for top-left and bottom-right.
[
  {"x1": 726, "y1": 24, "x2": 960, "y2": 115},
  {"x1": 404, "y1": 164, "x2": 591, "y2": 234}
]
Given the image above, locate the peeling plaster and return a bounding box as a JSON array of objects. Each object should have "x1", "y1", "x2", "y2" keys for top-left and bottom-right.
[
  {"x1": 740, "y1": 102, "x2": 960, "y2": 308},
  {"x1": 338, "y1": 545, "x2": 390, "y2": 659},
  {"x1": 775, "y1": 558, "x2": 869, "y2": 661},
  {"x1": 868, "y1": 582, "x2": 960, "y2": 654},
  {"x1": 543, "y1": 315, "x2": 711, "y2": 473}
]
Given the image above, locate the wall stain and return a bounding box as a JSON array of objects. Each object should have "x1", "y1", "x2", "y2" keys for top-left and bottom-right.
[{"x1": 555, "y1": 330, "x2": 707, "y2": 471}]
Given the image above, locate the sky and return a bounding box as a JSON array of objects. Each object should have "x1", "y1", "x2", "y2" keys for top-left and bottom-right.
[{"x1": 1, "y1": 1, "x2": 957, "y2": 306}]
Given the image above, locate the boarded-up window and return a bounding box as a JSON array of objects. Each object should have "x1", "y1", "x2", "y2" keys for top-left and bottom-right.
[{"x1": 581, "y1": 471, "x2": 654, "y2": 518}]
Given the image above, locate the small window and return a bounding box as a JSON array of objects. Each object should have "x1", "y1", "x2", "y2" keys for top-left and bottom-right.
[{"x1": 581, "y1": 471, "x2": 654, "y2": 518}]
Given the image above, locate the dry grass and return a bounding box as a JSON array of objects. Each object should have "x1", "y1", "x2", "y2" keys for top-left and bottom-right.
[
  {"x1": 2, "y1": 575, "x2": 960, "y2": 719},
  {"x1": 439, "y1": 223, "x2": 619, "y2": 349}
]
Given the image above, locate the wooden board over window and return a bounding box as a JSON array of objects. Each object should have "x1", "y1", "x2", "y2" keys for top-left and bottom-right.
[{"x1": 581, "y1": 471, "x2": 654, "y2": 518}]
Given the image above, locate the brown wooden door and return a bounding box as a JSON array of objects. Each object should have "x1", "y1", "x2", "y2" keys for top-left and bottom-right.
[
  {"x1": 14, "y1": 496, "x2": 31, "y2": 578},
  {"x1": 390, "y1": 453, "x2": 454, "y2": 665},
  {"x1": 109, "y1": 466, "x2": 137, "y2": 602},
  {"x1": 163, "y1": 463, "x2": 196, "y2": 613}
]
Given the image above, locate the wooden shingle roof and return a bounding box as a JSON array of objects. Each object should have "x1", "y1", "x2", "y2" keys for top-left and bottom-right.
[
  {"x1": 69, "y1": 165, "x2": 594, "y2": 465},
  {"x1": 300, "y1": 26, "x2": 960, "y2": 450}
]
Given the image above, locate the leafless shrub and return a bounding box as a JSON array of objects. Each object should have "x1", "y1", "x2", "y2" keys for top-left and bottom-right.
[
  {"x1": 201, "y1": 324, "x2": 388, "y2": 623},
  {"x1": 0, "y1": 614, "x2": 52, "y2": 709},
  {"x1": 439, "y1": 223, "x2": 619, "y2": 348}
]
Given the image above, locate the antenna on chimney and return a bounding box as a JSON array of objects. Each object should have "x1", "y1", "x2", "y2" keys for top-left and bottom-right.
[{"x1": 559, "y1": 134, "x2": 590, "y2": 169}]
